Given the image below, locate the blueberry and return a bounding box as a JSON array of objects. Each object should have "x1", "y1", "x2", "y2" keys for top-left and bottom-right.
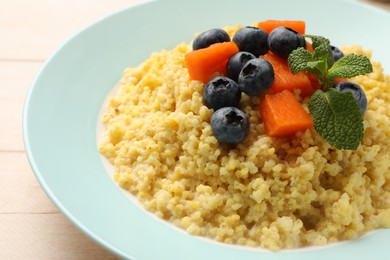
[
  {"x1": 238, "y1": 58, "x2": 274, "y2": 96},
  {"x1": 331, "y1": 45, "x2": 344, "y2": 62},
  {"x1": 226, "y1": 51, "x2": 256, "y2": 82},
  {"x1": 211, "y1": 107, "x2": 250, "y2": 144},
  {"x1": 192, "y1": 28, "x2": 230, "y2": 50},
  {"x1": 232, "y1": 26, "x2": 268, "y2": 57},
  {"x1": 267, "y1": 26, "x2": 306, "y2": 59},
  {"x1": 203, "y1": 76, "x2": 241, "y2": 110},
  {"x1": 334, "y1": 81, "x2": 367, "y2": 114}
]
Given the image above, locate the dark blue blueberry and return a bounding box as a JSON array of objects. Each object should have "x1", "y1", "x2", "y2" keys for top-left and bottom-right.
[
  {"x1": 331, "y1": 45, "x2": 344, "y2": 62},
  {"x1": 267, "y1": 26, "x2": 306, "y2": 59},
  {"x1": 232, "y1": 26, "x2": 268, "y2": 57},
  {"x1": 238, "y1": 58, "x2": 274, "y2": 96},
  {"x1": 226, "y1": 51, "x2": 256, "y2": 82},
  {"x1": 211, "y1": 107, "x2": 250, "y2": 144},
  {"x1": 203, "y1": 76, "x2": 241, "y2": 110},
  {"x1": 192, "y1": 28, "x2": 230, "y2": 50},
  {"x1": 334, "y1": 81, "x2": 367, "y2": 114}
]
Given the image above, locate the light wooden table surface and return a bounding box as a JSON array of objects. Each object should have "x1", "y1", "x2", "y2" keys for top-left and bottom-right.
[{"x1": 0, "y1": 0, "x2": 388, "y2": 259}]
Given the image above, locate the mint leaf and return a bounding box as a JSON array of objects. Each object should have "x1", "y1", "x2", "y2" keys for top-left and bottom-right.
[
  {"x1": 308, "y1": 89, "x2": 364, "y2": 150},
  {"x1": 288, "y1": 34, "x2": 374, "y2": 93},
  {"x1": 306, "y1": 35, "x2": 334, "y2": 67},
  {"x1": 288, "y1": 47, "x2": 323, "y2": 75},
  {"x1": 305, "y1": 35, "x2": 330, "y2": 49},
  {"x1": 328, "y1": 53, "x2": 373, "y2": 80},
  {"x1": 288, "y1": 47, "x2": 312, "y2": 73},
  {"x1": 288, "y1": 35, "x2": 334, "y2": 86}
]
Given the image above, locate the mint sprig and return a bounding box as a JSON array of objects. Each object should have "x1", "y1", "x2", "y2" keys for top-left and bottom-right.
[
  {"x1": 288, "y1": 36, "x2": 372, "y2": 90},
  {"x1": 288, "y1": 35, "x2": 373, "y2": 150}
]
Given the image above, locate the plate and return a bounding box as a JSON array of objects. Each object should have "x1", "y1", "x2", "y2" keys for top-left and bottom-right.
[{"x1": 23, "y1": 0, "x2": 390, "y2": 259}]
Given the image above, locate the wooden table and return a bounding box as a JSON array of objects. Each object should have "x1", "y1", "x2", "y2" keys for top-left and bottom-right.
[{"x1": 0, "y1": 0, "x2": 388, "y2": 259}]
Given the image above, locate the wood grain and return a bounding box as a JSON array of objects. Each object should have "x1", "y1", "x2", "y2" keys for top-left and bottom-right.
[
  {"x1": 0, "y1": 152, "x2": 57, "y2": 213},
  {"x1": 0, "y1": 214, "x2": 118, "y2": 260},
  {"x1": 361, "y1": 0, "x2": 390, "y2": 10},
  {"x1": 0, "y1": 0, "x2": 142, "y2": 61},
  {"x1": 0, "y1": 61, "x2": 41, "y2": 152}
]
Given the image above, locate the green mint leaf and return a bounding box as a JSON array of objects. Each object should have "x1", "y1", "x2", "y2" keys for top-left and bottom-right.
[
  {"x1": 313, "y1": 41, "x2": 333, "y2": 69},
  {"x1": 288, "y1": 47, "x2": 320, "y2": 74},
  {"x1": 305, "y1": 35, "x2": 330, "y2": 49},
  {"x1": 288, "y1": 47, "x2": 327, "y2": 80},
  {"x1": 289, "y1": 34, "x2": 373, "y2": 92},
  {"x1": 308, "y1": 88, "x2": 364, "y2": 150},
  {"x1": 328, "y1": 53, "x2": 373, "y2": 80},
  {"x1": 306, "y1": 35, "x2": 334, "y2": 67},
  {"x1": 288, "y1": 35, "x2": 334, "y2": 87},
  {"x1": 288, "y1": 47, "x2": 312, "y2": 73}
]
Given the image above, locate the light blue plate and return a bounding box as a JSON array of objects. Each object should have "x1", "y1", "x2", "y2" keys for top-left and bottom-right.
[{"x1": 23, "y1": 0, "x2": 390, "y2": 259}]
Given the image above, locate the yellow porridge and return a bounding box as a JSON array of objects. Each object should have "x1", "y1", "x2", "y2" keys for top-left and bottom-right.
[{"x1": 99, "y1": 24, "x2": 390, "y2": 251}]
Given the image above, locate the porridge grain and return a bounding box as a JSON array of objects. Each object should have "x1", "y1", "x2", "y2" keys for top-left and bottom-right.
[{"x1": 99, "y1": 30, "x2": 390, "y2": 250}]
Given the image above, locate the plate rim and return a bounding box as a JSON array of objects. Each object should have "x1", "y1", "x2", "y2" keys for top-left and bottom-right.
[{"x1": 22, "y1": 0, "x2": 390, "y2": 259}]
